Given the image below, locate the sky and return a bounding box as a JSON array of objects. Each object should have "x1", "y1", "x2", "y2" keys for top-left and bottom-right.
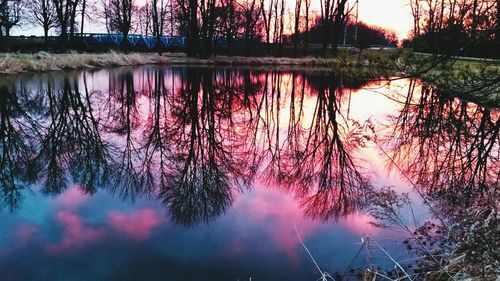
[
  {"x1": 13, "y1": 0, "x2": 413, "y2": 40},
  {"x1": 357, "y1": 0, "x2": 413, "y2": 39}
]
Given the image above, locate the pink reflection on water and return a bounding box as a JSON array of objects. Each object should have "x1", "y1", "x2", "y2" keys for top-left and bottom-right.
[
  {"x1": 229, "y1": 184, "x2": 318, "y2": 264},
  {"x1": 107, "y1": 209, "x2": 162, "y2": 240},
  {"x1": 56, "y1": 186, "x2": 89, "y2": 209},
  {"x1": 227, "y1": 183, "x2": 382, "y2": 264},
  {"x1": 46, "y1": 211, "x2": 103, "y2": 254}
]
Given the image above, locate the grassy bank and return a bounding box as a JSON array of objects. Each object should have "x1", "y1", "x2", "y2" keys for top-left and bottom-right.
[
  {"x1": 0, "y1": 51, "x2": 346, "y2": 74},
  {"x1": 395, "y1": 52, "x2": 500, "y2": 107},
  {"x1": 0, "y1": 50, "x2": 408, "y2": 77},
  {"x1": 1, "y1": 50, "x2": 498, "y2": 107}
]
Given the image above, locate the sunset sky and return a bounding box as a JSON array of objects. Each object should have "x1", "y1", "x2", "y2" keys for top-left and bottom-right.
[
  {"x1": 357, "y1": 0, "x2": 412, "y2": 39},
  {"x1": 14, "y1": 0, "x2": 413, "y2": 40}
]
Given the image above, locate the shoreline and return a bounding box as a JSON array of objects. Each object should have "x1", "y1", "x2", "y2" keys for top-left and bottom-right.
[
  {"x1": 1, "y1": 51, "x2": 498, "y2": 108},
  {"x1": 0, "y1": 52, "x2": 360, "y2": 75}
]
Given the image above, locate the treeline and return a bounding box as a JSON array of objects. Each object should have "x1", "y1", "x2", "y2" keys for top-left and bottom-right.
[
  {"x1": 3, "y1": 0, "x2": 496, "y2": 58},
  {"x1": 287, "y1": 20, "x2": 398, "y2": 48},
  {"x1": 403, "y1": 0, "x2": 500, "y2": 58},
  {"x1": 0, "y1": 0, "x2": 375, "y2": 57}
]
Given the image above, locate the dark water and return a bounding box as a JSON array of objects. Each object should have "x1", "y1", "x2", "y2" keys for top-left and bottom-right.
[{"x1": 0, "y1": 66, "x2": 498, "y2": 281}]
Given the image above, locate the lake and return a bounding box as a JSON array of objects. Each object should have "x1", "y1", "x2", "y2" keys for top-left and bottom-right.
[{"x1": 0, "y1": 66, "x2": 498, "y2": 281}]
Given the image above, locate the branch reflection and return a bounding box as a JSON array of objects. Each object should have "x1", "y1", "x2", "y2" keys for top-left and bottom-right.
[
  {"x1": 387, "y1": 80, "x2": 499, "y2": 206},
  {"x1": 4, "y1": 68, "x2": 493, "y2": 226}
]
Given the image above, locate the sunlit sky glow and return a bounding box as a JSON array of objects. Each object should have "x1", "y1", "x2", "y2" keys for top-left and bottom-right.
[
  {"x1": 357, "y1": 0, "x2": 412, "y2": 39},
  {"x1": 14, "y1": 0, "x2": 413, "y2": 40}
]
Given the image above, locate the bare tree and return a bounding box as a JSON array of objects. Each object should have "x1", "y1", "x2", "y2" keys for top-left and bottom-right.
[
  {"x1": 199, "y1": 0, "x2": 217, "y2": 57},
  {"x1": 80, "y1": 0, "x2": 86, "y2": 34},
  {"x1": 261, "y1": 0, "x2": 275, "y2": 54},
  {"x1": 219, "y1": 0, "x2": 237, "y2": 54},
  {"x1": 136, "y1": 1, "x2": 151, "y2": 35},
  {"x1": 238, "y1": 0, "x2": 261, "y2": 55},
  {"x1": 100, "y1": 0, "x2": 111, "y2": 33},
  {"x1": 330, "y1": 0, "x2": 349, "y2": 55},
  {"x1": 107, "y1": 0, "x2": 134, "y2": 35},
  {"x1": 410, "y1": 0, "x2": 420, "y2": 37},
  {"x1": 319, "y1": 0, "x2": 334, "y2": 53},
  {"x1": 26, "y1": 0, "x2": 57, "y2": 42},
  {"x1": 151, "y1": 0, "x2": 169, "y2": 39},
  {"x1": 52, "y1": 0, "x2": 80, "y2": 39},
  {"x1": 185, "y1": 0, "x2": 199, "y2": 56},
  {"x1": 293, "y1": 0, "x2": 302, "y2": 55},
  {"x1": 319, "y1": 0, "x2": 349, "y2": 55},
  {"x1": 303, "y1": 0, "x2": 310, "y2": 55},
  {"x1": 0, "y1": 0, "x2": 22, "y2": 37}
]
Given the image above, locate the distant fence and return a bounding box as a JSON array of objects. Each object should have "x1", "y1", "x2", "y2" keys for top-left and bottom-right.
[
  {"x1": 0, "y1": 34, "x2": 252, "y2": 52},
  {"x1": 78, "y1": 34, "x2": 187, "y2": 49},
  {"x1": 0, "y1": 34, "x2": 401, "y2": 56}
]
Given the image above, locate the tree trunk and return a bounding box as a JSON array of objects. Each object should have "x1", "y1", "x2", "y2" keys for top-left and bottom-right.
[
  {"x1": 330, "y1": 0, "x2": 347, "y2": 56},
  {"x1": 69, "y1": 0, "x2": 78, "y2": 40},
  {"x1": 471, "y1": 0, "x2": 478, "y2": 39},
  {"x1": 186, "y1": 0, "x2": 199, "y2": 57},
  {"x1": 496, "y1": 0, "x2": 500, "y2": 44},
  {"x1": 303, "y1": 1, "x2": 309, "y2": 56},
  {"x1": 81, "y1": 0, "x2": 86, "y2": 35},
  {"x1": 44, "y1": 27, "x2": 49, "y2": 45},
  {"x1": 293, "y1": 0, "x2": 301, "y2": 56}
]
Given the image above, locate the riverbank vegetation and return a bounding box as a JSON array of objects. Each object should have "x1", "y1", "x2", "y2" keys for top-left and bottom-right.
[
  {"x1": 2, "y1": 49, "x2": 498, "y2": 106},
  {"x1": 1, "y1": 0, "x2": 498, "y2": 279}
]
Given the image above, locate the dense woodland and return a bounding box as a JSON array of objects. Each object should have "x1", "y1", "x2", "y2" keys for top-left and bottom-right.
[{"x1": 0, "y1": 0, "x2": 498, "y2": 57}]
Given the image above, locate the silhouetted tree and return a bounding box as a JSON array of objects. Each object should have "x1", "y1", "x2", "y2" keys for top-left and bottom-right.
[
  {"x1": 136, "y1": 1, "x2": 152, "y2": 35},
  {"x1": 52, "y1": 0, "x2": 80, "y2": 39},
  {"x1": 26, "y1": 0, "x2": 57, "y2": 42},
  {"x1": 151, "y1": 0, "x2": 169, "y2": 42},
  {"x1": 0, "y1": 0, "x2": 22, "y2": 37},
  {"x1": 238, "y1": 0, "x2": 261, "y2": 55},
  {"x1": 107, "y1": 0, "x2": 134, "y2": 35},
  {"x1": 319, "y1": 0, "x2": 349, "y2": 55}
]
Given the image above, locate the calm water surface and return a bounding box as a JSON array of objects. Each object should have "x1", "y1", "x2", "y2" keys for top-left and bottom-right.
[{"x1": 0, "y1": 66, "x2": 498, "y2": 280}]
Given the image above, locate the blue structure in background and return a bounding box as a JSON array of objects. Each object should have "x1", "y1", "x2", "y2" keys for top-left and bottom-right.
[{"x1": 81, "y1": 33, "x2": 187, "y2": 49}]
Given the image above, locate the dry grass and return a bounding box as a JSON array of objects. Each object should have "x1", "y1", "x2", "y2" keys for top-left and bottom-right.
[
  {"x1": 0, "y1": 51, "x2": 171, "y2": 74},
  {"x1": 0, "y1": 51, "x2": 352, "y2": 75},
  {"x1": 1, "y1": 50, "x2": 498, "y2": 106},
  {"x1": 0, "y1": 50, "x2": 408, "y2": 80}
]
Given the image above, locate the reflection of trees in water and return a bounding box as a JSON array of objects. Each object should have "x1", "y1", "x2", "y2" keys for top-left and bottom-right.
[
  {"x1": 100, "y1": 67, "x2": 256, "y2": 225},
  {"x1": 244, "y1": 71, "x2": 371, "y2": 220},
  {"x1": 1, "y1": 67, "x2": 407, "y2": 224},
  {"x1": 387, "y1": 80, "x2": 499, "y2": 206},
  {"x1": 0, "y1": 75, "x2": 112, "y2": 209},
  {"x1": 290, "y1": 73, "x2": 369, "y2": 220},
  {"x1": 0, "y1": 84, "x2": 40, "y2": 210},
  {"x1": 159, "y1": 68, "x2": 252, "y2": 226},
  {"x1": 35, "y1": 76, "x2": 111, "y2": 195},
  {"x1": 104, "y1": 69, "x2": 146, "y2": 198}
]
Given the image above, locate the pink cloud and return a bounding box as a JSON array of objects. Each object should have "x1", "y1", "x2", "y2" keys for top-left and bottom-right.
[
  {"x1": 342, "y1": 213, "x2": 380, "y2": 235},
  {"x1": 228, "y1": 183, "x2": 380, "y2": 264},
  {"x1": 107, "y1": 209, "x2": 162, "y2": 240},
  {"x1": 46, "y1": 211, "x2": 103, "y2": 254},
  {"x1": 56, "y1": 186, "x2": 89, "y2": 209},
  {"x1": 229, "y1": 185, "x2": 319, "y2": 264}
]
